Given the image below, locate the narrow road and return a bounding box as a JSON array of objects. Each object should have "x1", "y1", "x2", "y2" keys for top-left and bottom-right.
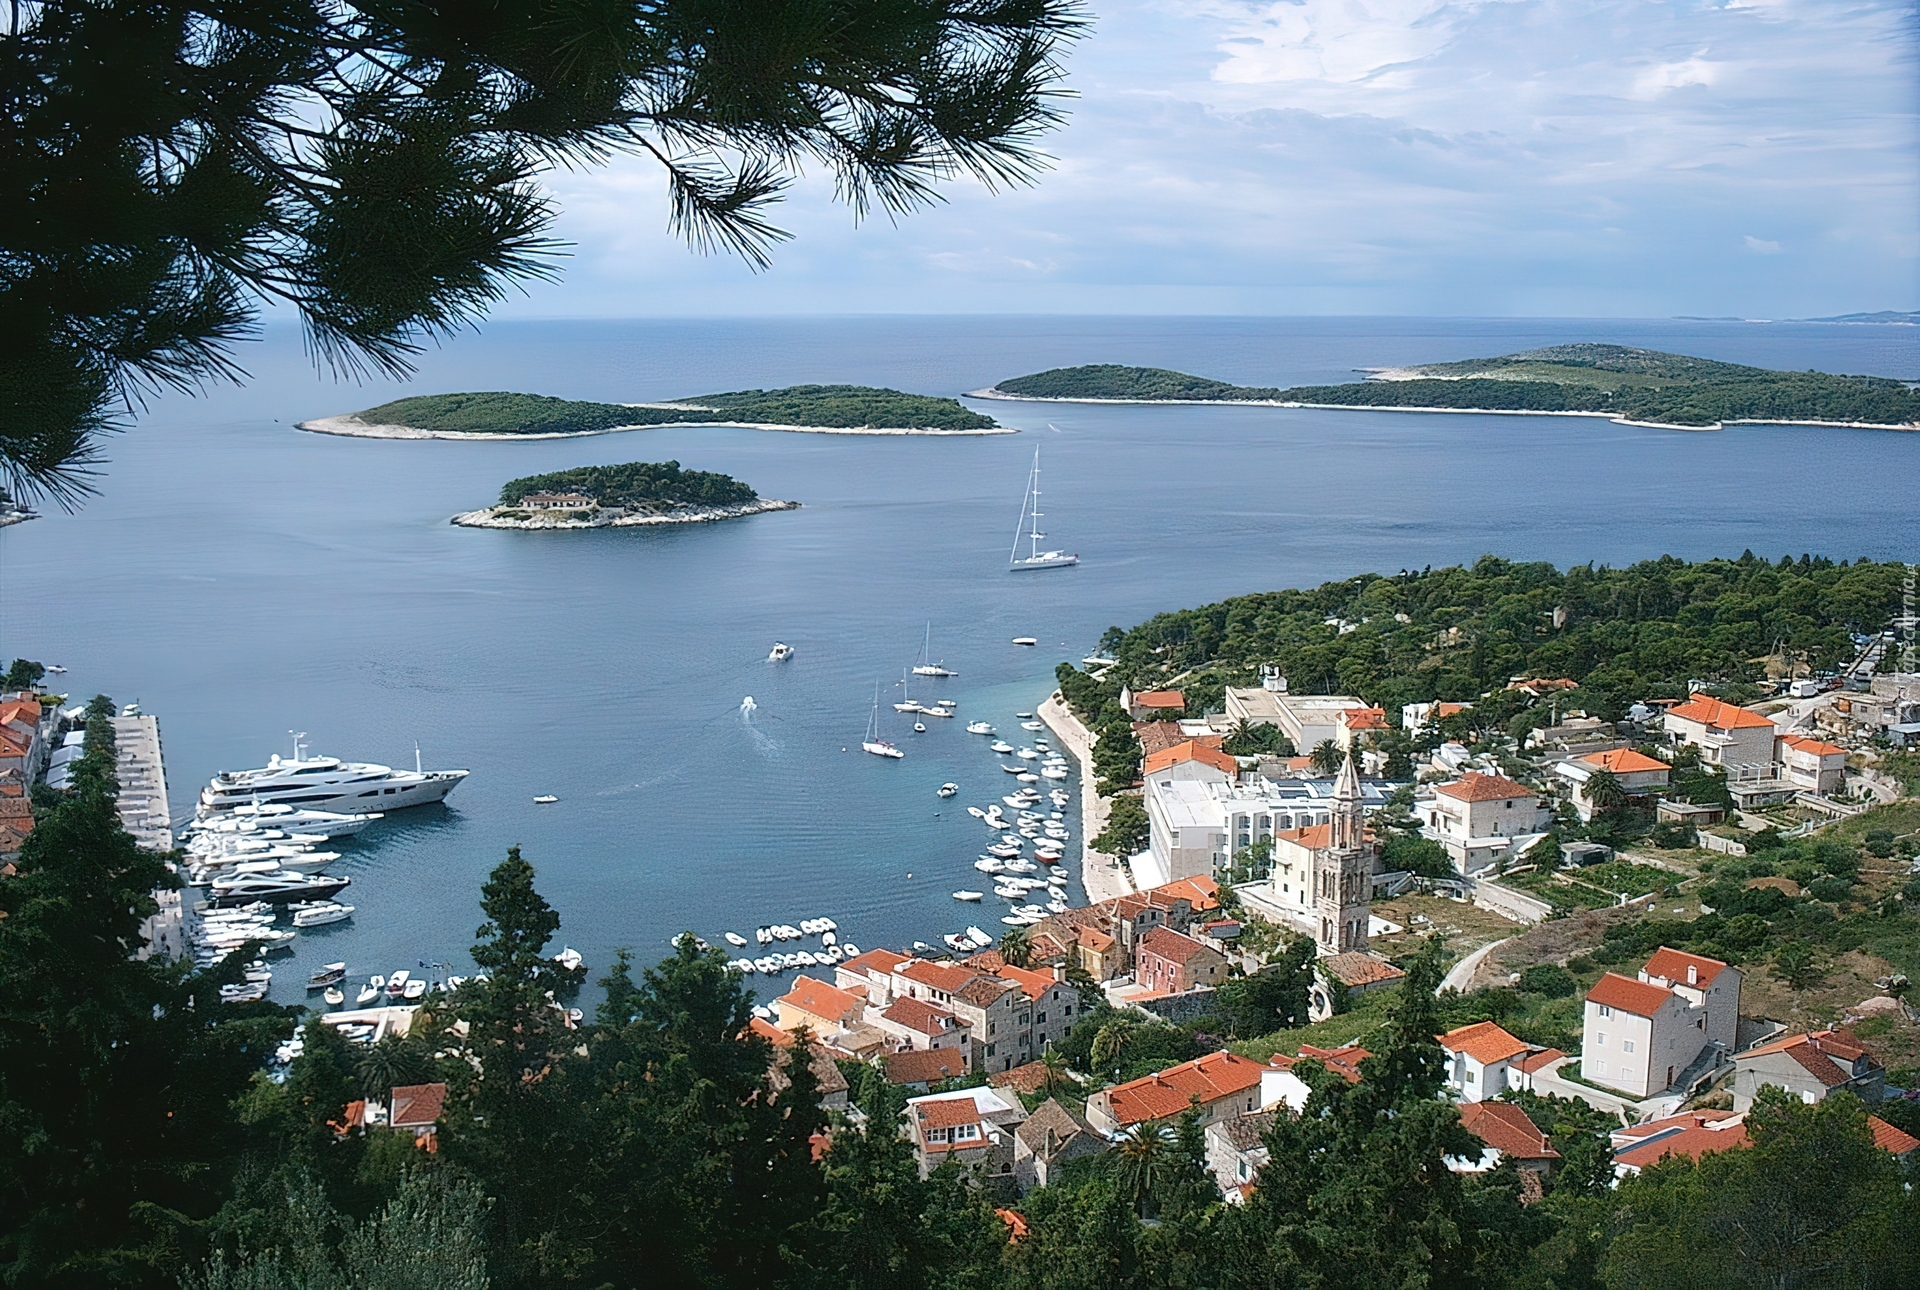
[{"x1": 1438, "y1": 936, "x2": 1511, "y2": 995}]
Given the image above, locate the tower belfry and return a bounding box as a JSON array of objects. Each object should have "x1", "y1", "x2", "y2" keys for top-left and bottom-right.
[{"x1": 1316, "y1": 753, "x2": 1373, "y2": 954}]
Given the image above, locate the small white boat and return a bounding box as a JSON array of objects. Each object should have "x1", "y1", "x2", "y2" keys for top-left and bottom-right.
[
  {"x1": 1001, "y1": 763, "x2": 1024, "y2": 774},
  {"x1": 403, "y1": 979, "x2": 427, "y2": 1000},
  {"x1": 1021, "y1": 720, "x2": 1044, "y2": 731},
  {"x1": 1016, "y1": 772, "x2": 1040, "y2": 784},
  {"x1": 1042, "y1": 766, "x2": 1069, "y2": 780},
  {"x1": 994, "y1": 884, "x2": 1024, "y2": 898},
  {"x1": 534, "y1": 794, "x2": 559, "y2": 804},
  {"x1": 840, "y1": 943, "x2": 859, "y2": 957},
  {"x1": 553, "y1": 947, "x2": 584, "y2": 971},
  {"x1": 967, "y1": 721, "x2": 995, "y2": 735},
  {"x1": 913, "y1": 722, "x2": 927, "y2": 733},
  {"x1": 292, "y1": 903, "x2": 353, "y2": 927},
  {"x1": 768, "y1": 642, "x2": 794, "y2": 661},
  {"x1": 953, "y1": 890, "x2": 984, "y2": 901},
  {"x1": 945, "y1": 933, "x2": 974, "y2": 952},
  {"x1": 1016, "y1": 748, "x2": 1039, "y2": 760},
  {"x1": 1001, "y1": 915, "x2": 1026, "y2": 925},
  {"x1": 355, "y1": 984, "x2": 379, "y2": 1005},
  {"x1": 822, "y1": 931, "x2": 837, "y2": 946},
  {"x1": 369, "y1": 974, "x2": 385, "y2": 990},
  {"x1": 725, "y1": 932, "x2": 748, "y2": 947},
  {"x1": 966, "y1": 805, "x2": 986, "y2": 818},
  {"x1": 938, "y1": 782, "x2": 958, "y2": 797},
  {"x1": 966, "y1": 926, "x2": 993, "y2": 947},
  {"x1": 975, "y1": 858, "x2": 1005, "y2": 872},
  {"x1": 936, "y1": 699, "x2": 958, "y2": 708},
  {"x1": 990, "y1": 741, "x2": 1015, "y2": 753},
  {"x1": 386, "y1": 970, "x2": 410, "y2": 997},
  {"x1": 323, "y1": 986, "x2": 345, "y2": 1006},
  {"x1": 1012, "y1": 637, "x2": 1038, "y2": 645}
]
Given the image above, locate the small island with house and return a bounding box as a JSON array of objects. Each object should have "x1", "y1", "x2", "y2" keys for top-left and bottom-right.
[
  {"x1": 977, "y1": 344, "x2": 1920, "y2": 430},
  {"x1": 305, "y1": 385, "x2": 1010, "y2": 439},
  {"x1": 451, "y1": 461, "x2": 799, "y2": 530}
]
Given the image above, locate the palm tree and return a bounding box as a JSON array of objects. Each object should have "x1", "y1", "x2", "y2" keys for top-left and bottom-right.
[
  {"x1": 999, "y1": 926, "x2": 1032, "y2": 968},
  {"x1": 1113, "y1": 1121, "x2": 1173, "y2": 1217},
  {"x1": 1585, "y1": 767, "x2": 1628, "y2": 816},
  {"x1": 1091, "y1": 1016, "x2": 1136, "y2": 1072},
  {"x1": 1039, "y1": 1048, "x2": 1070, "y2": 1099},
  {"x1": 356, "y1": 1033, "x2": 428, "y2": 1102},
  {"x1": 1311, "y1": 739, "x2": 1343, "y2": 775}
]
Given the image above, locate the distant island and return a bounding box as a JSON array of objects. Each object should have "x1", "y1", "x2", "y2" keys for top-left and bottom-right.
[
  {"x1": 303, "y1": 385, "x2": 1009, "y2": 439},
  {"x1": 451, "y1": 461, "x2": 799, "y2": 529},
  {"x1": 979, "y1": 344, "x2": 1920, "y2": 429}
]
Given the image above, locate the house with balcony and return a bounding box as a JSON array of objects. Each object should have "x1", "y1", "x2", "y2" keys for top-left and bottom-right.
[
  {"x1": 1664, "y1": 695, "x2": 1778, "y2": 772},
  {"x1": 1775, "y1": 735, "x2": 1847, "y2": 794},
  {"x1": 1731, "y1": 1027, "x2": 1886, "y2": 1111},
  {"x1": 1581, "y1": 948, "x2": 1738, "y2": 1098},
  {"x1": 1554, "y1": 748, "x2": 1671, "y2": 821},
  {"x1": 1423, "y1": 773, "x2": 1550, "y2": 873},
  {"x1": 1084, "y1": 1050, "x2": 1265, "y2": 1136}
]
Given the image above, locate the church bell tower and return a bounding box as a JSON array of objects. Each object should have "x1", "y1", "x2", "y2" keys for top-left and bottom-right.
[{"x1": 1316, "y1": 754, "x2": 1373, "y2": 954}]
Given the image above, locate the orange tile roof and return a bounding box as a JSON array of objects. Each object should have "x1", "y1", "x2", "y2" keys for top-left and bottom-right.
[
  {"x1": 883, "y1": 996, "x2": 962, "y2": 1035},
  {"x1": 988, "y1": 1061, "x2": 1056, "y2": 1095},
  {"x1": 1667, "y1": 695, "x2": 1775, "y2": 731},
  {"x1": 1738, "y1": 1028, "x2": 1873, "y2": 1087},
  {"x1": 897, "y1": 959, "x2": 980, "y2": 994},
  {"x1": 1142, "y1": 740, "x2": 1239, "y2": 777},
  {"x1": 1580, "y1": 748, "x2": 1670, "y2": 773},
  {"x1": 1512, "y1": 1048, "x2": 1565, "y2": 1075},
  {"x1": 1587, "y1": 972, "x2": 1674, "y2": 1018},
  {"x1": 389, "y1": 1082, "x2": 447, "y2": 1129},
  {"x1": 1275, "y1": 822, "x2": 1333, "y2": 849},
  {"x1": 1269, "y1": 1043, "x2": 1370, "y2": 1084},
  {"x1": 1434, "y1": 773, "x2": 1536, "y2": 803},
  {"x1": 884, "y1": 1048, "x2": 966, "y2": 1085},
  {"x1": 996, "y1": 1209, "x2": 1029, "y2": 1243},
  {"x1": 1102, "y1": 1051, "x2": 1264, "y2": 1126},
  {"x1": 840, "y1": 948, "x2": 908, "y2": 977},
  {"x1": 1077, "y1": 927, "x2": 1115, "y2": 952},
  {"x1": 994, "y1": 963, "x2": 1060, "y2": 1000},
  {"x1": 1438, "y1": 1021, "x2": 1531, "y2": 1066},
  {"x1": 750, "y1": 1016, "x2": 796, "y2": 1047},
  {"x1": 1320, "y1": 952, "x2": 1405, "y2": 988},
  {"x1": 1341, "y1": 707, "x2": 1390, "y2": 730},
  {"x1": 1870, "y1": 1115, "x2": 1920, "y2": 1157},
  {"x1": 914, "y1": 1096, "x2": 984, "y2": 1130},
  {"x1": 1138, "y1": 925, "x2": 1215, "y2": 966},
  {"x1": 1132, "y1": 690, "x2": 1185, "y2": 708},
  {"x1": 1612, "y1": 1111, "x2": 1749, "y2": 1169},
  {"x1": 1135, "y1": 722, "x2": 1221, "y2": 756},
  {"x1": 1780, "y1": 734, "x2": 1845, "y2": 758},
  {"x1": 1641, "y1": 946, "x2": 1729, "y2": 990},
  {"x1": 778, "y1": 975, "x2": 864, "y2": 1024},
  {"x1": 1150, "y1": 875, "x2": 1221, "y2": 911},
  {"x1": 1459, "y1": 1101, "x2": 1560, "y2": 1162}
]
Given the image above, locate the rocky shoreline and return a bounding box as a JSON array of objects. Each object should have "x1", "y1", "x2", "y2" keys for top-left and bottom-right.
[
  {"x1": 301, "y1": 413, "x2": 1013, "y2": 440},
  {"x1": 451, "y1": 499, "x2": 800, "y2": 529}
]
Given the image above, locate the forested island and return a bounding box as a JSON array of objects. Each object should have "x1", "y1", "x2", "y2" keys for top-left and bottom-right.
[
  {"x1": 452, "y1": 461, "x2": 798, "y2": 529},
  {"x1": 303, "y1": 385, "x2": 1006, "y2": 438},
  {"x1": 984, "y1": 344, "x2": 1920, "y2": 428}
]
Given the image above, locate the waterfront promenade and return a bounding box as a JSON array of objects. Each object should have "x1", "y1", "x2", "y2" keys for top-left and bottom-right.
[{"x1": 1037, "y1": 692, "x2": 1135, "y2": 904}]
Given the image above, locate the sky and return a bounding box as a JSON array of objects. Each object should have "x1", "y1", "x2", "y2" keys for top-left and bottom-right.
[{"x1": 501, "y1": 0, "x2": 1919, "y2": 318}]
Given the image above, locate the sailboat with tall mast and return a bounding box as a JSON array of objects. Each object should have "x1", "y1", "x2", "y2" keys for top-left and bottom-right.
[
  {"x1": 862, "y1": 683, "x2": 904, "y2": 758},
  {"x1": 912, "y1": 622, "x2": 956, "y2": 677},
  {"x1": 1008, "y1": 445, "x2": 1078, "y2": 572},
  {"x1": 892, "y1": 668, "x2": 923, "y2": 713}
]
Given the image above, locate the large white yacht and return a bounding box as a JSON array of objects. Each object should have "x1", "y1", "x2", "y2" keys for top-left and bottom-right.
[{"x1": 198, "y1": 738, "x2": 469, "y2": 816}]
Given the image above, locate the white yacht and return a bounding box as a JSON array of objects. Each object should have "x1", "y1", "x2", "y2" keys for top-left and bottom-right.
[
  {"x1": 187, "y1": 802, "x2": 382, "y2": 838},
  {"x1": 199, "y1": 737, "x2": 467, "y2": 816},
  {"x1": 1008, "y1": 444, "x2": 1078, "y2": 571},
  {"x1": 768, "y1": 642, "x2": 794, "y2": 662},
  {"x1": 862, "y1": 685, "x2": 904, "y2": 759},
  {"x1": 966, "y1": 721, "x2": 995, "y2": 735},
  {"x1": 911, "y1": 622, "x2": 957, "y2": 677}
]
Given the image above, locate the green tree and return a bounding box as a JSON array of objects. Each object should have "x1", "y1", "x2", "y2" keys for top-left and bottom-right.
[
  {"x1": 1214, "y1": 935, "x2": 1316, "y2": 1037},
  {"x1": 1, "y1": 659, "x2": 44, "y2": 690},
  {"x1": 1093, "y1": 794, "x2": 1151, "y2": 856},
  {"x1": 1311, "y1": 739, "x2": 1344, "y2": 775},
  {"x1": 1090, "y1": 1016, "x2": 1137, "y2": 1074},
  {"x1": 1381, "y1": 832, "x2": 1455, "y2": 878},
  {"x1": 1154, "y1": 1105, "x2": 1218, "y2": 1224},
  {"x1": 1771, "y1": 941, "x2": 1824, "y2": 991},
  {"x1": 1112, "y1": 1122, "x2": 1173, "y2": 1218},
  {"x1": 3, "y1": 1, "x2": 1085, "y2": 502},
  {"x1": 1000, "y1": 926, "x2": 1033, "y2": 968},
  {"x1": 1584, "y1": 768, "x2": 1629, "y2": 816}
]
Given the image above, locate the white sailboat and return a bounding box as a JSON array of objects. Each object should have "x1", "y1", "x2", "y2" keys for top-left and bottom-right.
[
  {"x1": 911, "y1": 621, "x2": 956, "y2": 676},
  {"x1": 892, "y1": 669, "x2": 922, "y2": 714},
  {"x1": 1008, "y1": 445, "x2": 1078, "y2": 571},
  {"x1": 862, "y1": 684, "x2": 904, "y2": 759}
]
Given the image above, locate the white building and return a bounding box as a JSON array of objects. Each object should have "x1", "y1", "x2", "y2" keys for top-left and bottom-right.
[
  {"x1": 1423, "y1": 773, "x2": 1551, "y2": 873},
  {"x1": 1581, "y1": 947, "x2": 1740, "y2": 1098},
  {"x1": 1663, "y1": 695, "x2": 1778, "y2": 773},
  {"x1": 1222, "y1": 671, "x2": 1365, "y2": 755},
  {"x1": 1553, "y1": 748, "x2": 1671, "y2": 822},
  {"x1": 1438, "y1": 1022, "x2": 1532, "y2": 1100},
  {"x1": 1775, "y1": 735, "x2": 1846, "y2": 794}
]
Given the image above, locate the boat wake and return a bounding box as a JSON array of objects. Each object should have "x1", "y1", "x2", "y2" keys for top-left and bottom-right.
[{"x1": 741, "y1": 698, "x2": 781, "y2": 757}]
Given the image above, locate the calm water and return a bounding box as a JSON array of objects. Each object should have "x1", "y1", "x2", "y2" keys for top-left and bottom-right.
[{"x1": 4, "y1": 316, "x2": 1916, "y2": 1001}]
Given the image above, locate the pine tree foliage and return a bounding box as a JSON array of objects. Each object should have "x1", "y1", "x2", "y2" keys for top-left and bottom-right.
[{"x1": 0, "y1": 0, "x2": 1085, "y2": 503}]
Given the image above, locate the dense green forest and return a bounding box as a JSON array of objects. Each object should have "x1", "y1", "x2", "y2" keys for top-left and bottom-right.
[
  {"x1": 3, "y1": 730, "x2": 1917, "y2": 1288},
  {"x1": 496, "y1": 461, "x2": 758, "y2": 510},
  {"x1": 990, "y1": 345, "x2": 1920, "y2": 426},
  {"x1": 349, "y1": 385, "x2": 1000, "y2": 434}
]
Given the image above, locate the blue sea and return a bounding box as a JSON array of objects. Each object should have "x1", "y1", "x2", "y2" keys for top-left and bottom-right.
[{"x1": 4, "y1": 315, "x2": 1916, "y2": 1002}]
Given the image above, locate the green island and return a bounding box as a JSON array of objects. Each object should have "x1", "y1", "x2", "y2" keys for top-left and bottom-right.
[
  {"x1": 989, "y1": 343, "x2": 1920, "y2": 427},
  {"x1": 311, "y1": 384, "x2": 1002, "y2": 437},
  {"x1": 452, "y1": 460, "x2": 797, "y2": 529}
]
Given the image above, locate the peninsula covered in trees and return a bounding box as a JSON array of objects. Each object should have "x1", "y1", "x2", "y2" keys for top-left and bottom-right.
[
  {"x1": 983, "y1": 344, "x2": 1920, "y2": 428},
  {"x1": 453, "y1": 461, "x2": 797, "y2": 529},
  {"x1": 302, "y1": 385, "x2": 1007, "y2": 439}
]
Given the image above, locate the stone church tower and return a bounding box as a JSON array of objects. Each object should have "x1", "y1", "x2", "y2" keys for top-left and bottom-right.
[{"x1": 1315, "y1": 754, "x2": 1373, "y2": 954}]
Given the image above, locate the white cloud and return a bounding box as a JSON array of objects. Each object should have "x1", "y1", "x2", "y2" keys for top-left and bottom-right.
[{"x1": 1744, "y1": 235, "x2": 1784, "y2": 253}]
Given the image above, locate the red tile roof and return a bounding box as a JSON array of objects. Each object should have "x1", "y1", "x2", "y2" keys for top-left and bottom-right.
[
  {"x1": 1780, "y1": 734, "x2": 1845, "y2": 758},
  {"x1": 1142, "y1": 740, "x2": 1240, "y2": 777},
  {"x1": 1132, "y1": 690, "x2": 1185, "y2": 708},
  {"x1": 778, "y1": 976, "x2": 864, "y2": 1025},
  {"x1": 750, "y1": 1016, "x2": 796, "y2": 1047},
  {"x1": 997, "y1": 1208, "x2": 1029, "y2": 1243},
  {"x1": 1738, "y1": 1028, "x2": 1874, "y2": 1088},
  {"x1": 840, "y1": 947, "x2": 908, "y2": 977},
  {"x1": 1668, "y1": 695, "x2": 1775, "y2": 731},
  {"x1": 1341, "y1": 707, "x2": 1390, "y2": 731},
  {"x1": 1612, "y1": 1111, "x2": 1750, "y2": 1170},
  {"x1": 1151, "y1": 875, "x2": 1221, "y2": 911},
  {"x1": 1320, "y1": 952, "x2": 1405, "y2": 988},
  {"x1": 1641, "y1": 946, "x2": 1729, "y2": 991},
  {"x1": 1587, "y1": 972, "x2": 1674, "y2": 1018},
  {"x1": 1459, "y1": 1101, "x2": 1560, "y2": 1162},
  {"x1": 884, "y1": 1048, "x2": 966, "y2": 1085},
  {"x1": 1102, "y1": 1051, "x2": 1265, "y2": 1126},
  {"x1": 389, "y1": 1082, "x2": 447, "y2": 1129},
  {"x1": 988, "y1": 1061, "x2": 1055, "y2": 1094},
  {"x1": 883, "y1": 996, "x2": 963, "y2": 1036},
  {"x1": 994, "y1": 963, "x2": 1060, "y2": 1000},
  {"x1": 1580, "y1": 748, "x2": 1671, "y2": 773},
  {"x1": 1138, "y1": 925, "x2": 1216, "y2": 967},
  {"x1": 1439, "y1": 1021, "x2": 1531, "y2": 1066},
  {"x1": 1512, "y1": 1048, "x2": 1565, "y2": 1075},
  {"x1": 915, "y1": 1096, "x2": 984, "y2": 1130},
  {"x1": 1136, "y1": 722, "x2": 1221, "y2": 756},
  {"x1": 1268, "y1": 1043, "x2": 1371, "y2": 1084},
  {"x1": 897, "y1": 959, "x2": 981, "y2": 995},
  {"x1": 1870, "y1": 1115, "x2": 1920, "y2": 1157},
  {"x1": 1434, "y1": 773, "x2": 1536, "y2": 803}
]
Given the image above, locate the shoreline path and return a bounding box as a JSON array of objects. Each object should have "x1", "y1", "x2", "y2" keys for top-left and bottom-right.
[{"x1": 1038, "y1": 693, "x2": 1136, "y2": 904}]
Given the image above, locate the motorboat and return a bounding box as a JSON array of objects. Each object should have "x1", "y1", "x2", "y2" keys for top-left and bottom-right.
[
  {"x1": 840, "y1": 943, "x2": 859, "y2": 958},
  {"x1": 967, "y1": 721, "x2": 995, "y2": 735},
  {"x1": 937, "y1": 783, "x2": 958, "y2": 797},
  {"x1": 768, "y1": 642, "x2": 794, "y2": 662},
  {"x1": 822, "y1": 931, "x2": 837, "y2": 946},
  {"x1": 1042, "y1": 766, "x2": 1069, "y2": 780},
  {"x1": 534, "y1": 794, "x2": 559, "y2": 804},
  {"x1": 322, "y1": 986, "x2": 345, "y2": 1006},
  {"x1": 209, "y1": 872, "x2": 351, "y2": 908},
  {"x1": 307, "y1": 962, "x2": 347, "y2": 990},
  {"x1": 188, "y1": 805, "x2": 382, "y2": 838},
  {"x1": 725, "y1": 932, "x2": 749, "y2": 947},
  {"x1": 919, "y1": 705, "x2": 952, "y2": 718},
  {"x1": 553, "y1": 947, "x2": 584, "y2": 972},
  {"x1": 199, "y1": 737, "x2": 468, "y2": 816},
  {"x1": 953, "y1": 890, "x2": 984, "y2": 901},
  {"x1": 355, "y1": 983, "x2": 380, "y2": 1005},
  {"x1": 965, "y1": 927, "x2": 994, "y2": 947},
  {"x1": 1012, "y1": 636, "x2": 1039, "y2": 644},
  {"x1": 1016, "y1": 772, "x2": 1040, "y2": 784},
  {"x1": 911, "y1": 623, "x2": 957, "y2": 677},
  {"x1": 994, "y1": 884, "x2": 1024, "y2": 898},
  {"x1": 386, "y1": 970, "x2": 410, "y2": 997},
  {"x1": 862, "y1": 684, "x2": 904, "y2": 759},
  {"x1": 292, "y1": 902, "x2": 353, "y2": 928},
  {"x1": 913, "y1": 722, "x2": 927, "y2": 733},
  {"x1": 1017, "y1": 712, "x2": 1034, "y2": 719},
  {"x1": 403, "y1": 979, "x2": 427, "y2": 1000},
  {"x1": 935, "y1": 699, "x2": 958, "y2": 708},
  {"x1": 1001, "y1": 915, "x2": 1026, "y2": 925},
  {"x1": 974, "y1": 858, "x2": 1005, "y2": 873},
  {"x1": 944, "y1": 933, "x2": 973, "y2": 953},
  {"x1": 1021, "y1": 721, "x2": 1044, "y2": 731},
  {"x1": 1050, "y1": 791, "x2": 1071, "y2": 807},
  {"x1": 966, "y1": 805, "x2": 986, "y2": 818},
  {"x1": 986, "y1": 843, "x2": 1022, "y2": 859},
  {"x1": 755, "y1": 926, "x2": 773, "y2": 945},
  {"x1": 1016, "y1": 748, "x2": 1039, "y2": 760},
  {"x1": 990, "y1": 741, "x2": 1014, "y2": 753},
  {"x1": 1000, "y1": 764, "x2": 1024, "y2": 775},
  {"x1": 369, "y1": 974, "x2": 385, "y2": 990}
]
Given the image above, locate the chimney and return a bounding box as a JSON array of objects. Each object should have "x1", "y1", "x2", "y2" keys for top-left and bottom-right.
[{"x1": 1686, "y1": 965, "x2": 1697, "y2": 985}]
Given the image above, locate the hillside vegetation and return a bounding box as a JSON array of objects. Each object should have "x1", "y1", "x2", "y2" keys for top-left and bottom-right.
[
  {"x1": 354, "y1": 385, "x2": 999, "y2": 433},
  {"x1": 497, "y1": 461, "x2": 758, "y2": 510},
  {"x1": 991, "y1": 344, "x2": 1920, "y2": 426}
]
